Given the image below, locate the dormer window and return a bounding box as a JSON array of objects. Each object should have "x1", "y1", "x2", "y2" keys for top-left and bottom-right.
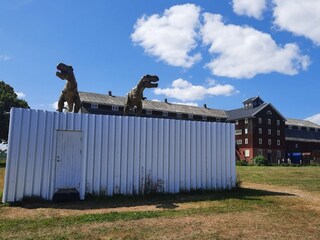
[
  {"x1": 91, "y1": 103, "x2": 98, "y2": 109},
  {"x1": 266, "y1": 110, "x2": 272, "y2": 115}
]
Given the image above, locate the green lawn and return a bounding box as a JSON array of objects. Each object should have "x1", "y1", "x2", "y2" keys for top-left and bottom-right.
[
  {"x1": 0, "y1": 164, "x2": 319, "y2": 239},
  {"x1": 237, "y1": 166, "x2": 320, "y2": 192}
]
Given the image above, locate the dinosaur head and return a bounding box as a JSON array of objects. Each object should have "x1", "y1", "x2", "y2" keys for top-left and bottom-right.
[
  {"x1": 140, "y1": 74, "x2": 159, "y2": 88},
  {"x1": 56, "y1": 63, "x2": 74, "y2": 80}
]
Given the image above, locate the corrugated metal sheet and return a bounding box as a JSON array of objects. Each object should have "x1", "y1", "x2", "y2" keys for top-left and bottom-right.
[{"x1": 3, "y1": 108, "x2": 236, "y2": 202}]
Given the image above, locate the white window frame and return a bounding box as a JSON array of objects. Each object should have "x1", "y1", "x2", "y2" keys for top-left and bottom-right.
[
  {"x1": 245, "y1": 128, "x2": 248, "y2": 134},
  {"x1": 162, "y1": 111, "x2": 168, "y2": 117},
  {"x1": 236, "y1": 139, "x2": 242, "y2": 145},
  {"x1": 245, "y1": 138, "x2": 248, "y2": 144},
  {"x1": 268, "y1": 119, "x2": 271, "y2": 125},
  {"x1": 259, "y1": 138, "x2": 262, "y2": 145},
  {"x1": 277, "y1": 120, "x2": 280, "y2": 126},
  {"x1": 245, "y1": 149, "x2": 250, "y2": 157},
  {"x1": 91, "y1": 103, "x2": 98, "y2": 109},
  {"x1": 202, "y1": 116, "x2": 207, "y2": 121},
  {"x1": 268, "y1": 129, "x2": 271, "y2": 135},
  {"x1": 268, "y1": 139, "x2": 271, "y2": 145},
  {"x1": 235, "y1": 120, "x2": 239, "y2": 125},
  {"x1": 112, "y1": 105, "x2": 119, "y2": 111},
  {"x1": 277, "y1": 130, "x2": 280, "y2": 136},
  {"x1": 146, "y1": 109, "x2": 152, "y2": 115},
  {"x1": 277, "y1": 140, "x2": 280, "y2": 146},
  {"x1": 245, "y1": 118, "x2": 248, "y2": 124},
  {"x1": 259, "y1": 128, "x2": 262, "y2": 134},
  {"x1": 258, "y1": 118, "x2": 262, "y2": 124},
  {"x1": 235, "y1": 129, "x2": 242, "y2": 135}
]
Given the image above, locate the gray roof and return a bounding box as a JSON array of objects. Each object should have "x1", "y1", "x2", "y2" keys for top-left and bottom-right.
[
  {"x1": 227, "y1": 103, "x2": 269, "y2": 121},
  {"x1": 285, "y1": 137, "x2": 320, "y2": 143},
  {"x1": 286, "y1": 118, "x2": 320, "y2": 129},
  {"x1": 79, "y1": 91, "x2": 228, "y2": 118}
]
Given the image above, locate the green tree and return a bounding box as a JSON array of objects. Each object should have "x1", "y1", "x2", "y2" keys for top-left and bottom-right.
[{"x1": 0, "y1": 81, "x2": 29, "y2": 142}]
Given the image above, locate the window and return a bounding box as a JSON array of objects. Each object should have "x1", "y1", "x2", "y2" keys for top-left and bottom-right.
[
  {"x1": 277, "y1": 130, "x2": 280, "y2": 136},
  {"x1": 146, "y1": 109, "x2": 152, "y2": 115},
  {"x1": 235, "y1": 120, "x2": 239, "y2": 125},
  {"x1": 235, "y1": 129, "x2": 242, "y2": 135},
  {"x1": 245, "y1": 128, "x2": 248, "y2": 134},
  {"x1": 266, "y1": 110, "x2": 272, "y2": 115},
  {"x1": 277, "y1": 140, "x2": 280, "y2": 146},
  {"x1": 298, "y1": 126, "x2": 301, "y2": 130},
  {"x1": 91, "y1": 103, "x2": 98, "y2": 109},
  {"x1": 277, "y1": 120, "x2": 280, "y2": 126},
  {"x1": 259, "y1": 138, "x2": 262, "y2": 144},
  {"x1": 268, "y1": 139, "x2": 271, "y2": 145},
  {"x1": 268, "y1": 119, "x2": 271, "y2": 125},
  {"x1": 258, "y1": 149, "x2": 263, "y2": 155},
  {"x1": 245, "y1": 150, "x2": 250, "y2": 157},
  {"x1": 177, "y1": 113, "x2": 182, "y2": 118},
  {"x1": 236, "y1": 139, "x2": 242, "y2": 145},
  {"x1": 162, "y1": 111, "x2": 168, "y2": 117},
  {"x1": 258, "y1": 118, "x2": 262, "y2": 124},
  {"x1": 112, "y1": 105, "x2": 119, "y2": 111},
  {"x1": 245, "y1": 138, "x2": 248, "y2": 144},
  {"x1": 188, "y1": 114, "x2": 193, "y2": 119},
  {"x1": 216, "y1": 118, "x2": 221, "y2": 122},
  {"x1": 259, "y1": 128, "x2": 262, "y2": 134},
  {"x1": 268, "y1": 129, "x2": 271, "y2": 135},
  {"x1": 277, "y1": 150, "x2": 281, "y2": 158},
  {"x1": 202, "y1": 116, "x2": 207, "y2": 121},
  {"x1": 316, "y1": 128, "x2": 319, "y2": 132},
  {"x1": 245, "y1": 118, "x2": 248, "y2": 124},
  {"x1": 306, "y1": 127, "x2": 310, "y2": 131},
  {"x1": 288, "y1": 125, "x2": 292, "y2": 129}
]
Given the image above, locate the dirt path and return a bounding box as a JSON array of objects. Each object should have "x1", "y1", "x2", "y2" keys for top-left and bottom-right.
[{"x1": 1, "y1": 183, "x2": 319, "y2": 220}]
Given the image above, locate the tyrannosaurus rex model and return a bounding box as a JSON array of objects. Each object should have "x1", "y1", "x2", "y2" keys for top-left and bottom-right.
[
  {"x1": 56, "y1": 63, "x2": 82, "y2": 113},
  {"x1": 124, "y1": 74, "x2": 159, "y2": 115}
]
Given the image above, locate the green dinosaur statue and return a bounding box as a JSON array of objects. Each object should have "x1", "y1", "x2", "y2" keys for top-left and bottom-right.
[
  {"x1": 56, "y1": 63, "x2": 82, "y2": 113},
  {"x1": 124, "y1": 74, "x2": 159, "y2": 115}
]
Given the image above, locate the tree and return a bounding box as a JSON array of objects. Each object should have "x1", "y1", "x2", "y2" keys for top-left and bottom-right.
[{"x1": 0, "y1": 81, "x2": 29, "y2": 142}]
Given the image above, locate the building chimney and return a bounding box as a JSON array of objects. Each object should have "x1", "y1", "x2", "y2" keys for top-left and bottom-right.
[
  {"x1": 108, "y1": 91, "x2": 112, "y2": 96},
  {"x1": 203, "y1": 104, "x2": 207, "y2": 108},
  {"x1": 164, "y1": 98, "x2": 168, "y2": 103}
]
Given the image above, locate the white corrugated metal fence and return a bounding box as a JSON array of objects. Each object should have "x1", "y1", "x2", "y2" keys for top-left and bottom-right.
[{"x1": 3, "y1": 108, "x2": 236, "y2": 202}]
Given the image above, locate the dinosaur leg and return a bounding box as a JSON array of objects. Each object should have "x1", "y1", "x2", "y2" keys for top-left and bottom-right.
[
  {"x1": 57, "y1": 94, "x2": 65, "y2": 112},
  {"x1": 67, "y1": 101, "x2": 74, "y2": 112},
  {"x1": 136, "y1": 101, "x2": 143, "y2": 115},
  {"x1": 74, "y1": 95, "x2": 82, "y2": 113}
]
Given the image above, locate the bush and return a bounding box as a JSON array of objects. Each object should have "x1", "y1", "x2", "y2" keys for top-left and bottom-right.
[
  {"x1": 253, "y1": 155, "x2": 268, "y2": 166},
  {"x1": 236, "y1": 160, "x2": 248, "y2": 166}
]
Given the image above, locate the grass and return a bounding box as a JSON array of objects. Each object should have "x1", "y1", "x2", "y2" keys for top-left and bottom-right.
[
  {"x1": 0, "y1": 164, "x2": 320, "y2": 239},
  {"x1": 237, "y1": 165, "x2": 320, "y2": 192}
]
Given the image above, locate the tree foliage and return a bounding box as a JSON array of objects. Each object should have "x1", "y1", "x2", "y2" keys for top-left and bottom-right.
[{"x1": 0, "y1": 81, "x2": 29, "y2": 142}]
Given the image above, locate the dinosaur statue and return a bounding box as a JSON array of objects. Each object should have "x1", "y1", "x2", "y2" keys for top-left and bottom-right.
[
  {"x1": 56, "y1": 63, "x2": 82, "y2": 113},
  {"x1": 124, "y1": 74, "x2": 159, "y2": 115}
]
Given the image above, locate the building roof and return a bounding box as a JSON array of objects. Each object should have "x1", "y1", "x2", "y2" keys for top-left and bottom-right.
[
  {"x1": 286, "y1": 118, "x2": 320, "y2": 129},
  {"x1": 242, "y1": 96, "x2": 264, "y2": 104},
  {"x1": 79, "y1": 91, "x2": 228, "y2": 119}
]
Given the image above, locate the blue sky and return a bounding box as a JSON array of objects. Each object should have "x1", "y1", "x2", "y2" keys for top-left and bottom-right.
[{"x1": 1, "y1": 0, "x2": 320, "y2": 124}]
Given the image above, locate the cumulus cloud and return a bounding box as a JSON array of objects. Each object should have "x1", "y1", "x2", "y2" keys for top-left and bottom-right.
[
  {"x1": 200, "y1": 13, "x2": 310, "y2": 79},
  {"x1": 15, "y1": 92, "x2": 26, "y2": 98},
  {"x1": 273, "y1": 0, "x2": 320, "y2": 46},
  {"x1": 306, "y1": 113, "x2": 320, "y2": 125},
  {"x1": 154, "y1": 78, "x2": 238, "y2": 102},
  {"x1": 131, "y1": 4, "x2": 201, "y2": 68},
  {"x1": 232, "y1": 0, "x2": 267, "y2": 19},
  {"x1": 0, "y1": 55, "x2": 12, "y2": 61}
]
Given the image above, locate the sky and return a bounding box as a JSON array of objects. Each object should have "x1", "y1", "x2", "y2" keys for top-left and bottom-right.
[{"x1": 1, "y1": 0, "x2": 320, "y2": 124}]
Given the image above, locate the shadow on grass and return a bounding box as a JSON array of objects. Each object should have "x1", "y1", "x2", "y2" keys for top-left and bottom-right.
[{"x1": 10, "y1": 187, "x2": 295, "y2": 210}]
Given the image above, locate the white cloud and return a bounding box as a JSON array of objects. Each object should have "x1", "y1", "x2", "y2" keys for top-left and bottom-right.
[
  {"x1": 172, "y1": 102, "x2": 198, "y2": 107},
  {"x1": 200, "y1": 13, "x2": 310, "y2": 79},
  {"x1": 154, "y1": 78, "x2": 238, "y2": 102},
  {"x1": 15, "y1": 92, "x2": 26, "y2": 98},
  {"x1": 51, "y1": 101, "x2": 58, "y2": 110},
  {"x1": 131, "y1": 4, "x2": 201, "y2": 68},
  {"x1": 306, "y1": 113, "x2": 320, "y2": 125},
  {"x1": 232, "y1": 0, "x2": 267, "y2": 19},
  {"x1": 0, "y1": 55, "x2": 12, "y2": 61},
  {"x1": 273, "y1": 0, "x2": 320, "y2": 46}
]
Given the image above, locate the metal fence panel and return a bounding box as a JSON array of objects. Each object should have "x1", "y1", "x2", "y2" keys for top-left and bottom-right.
[{"x1": 3, "y1": 108, "x2": 236, "y2": 202}]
